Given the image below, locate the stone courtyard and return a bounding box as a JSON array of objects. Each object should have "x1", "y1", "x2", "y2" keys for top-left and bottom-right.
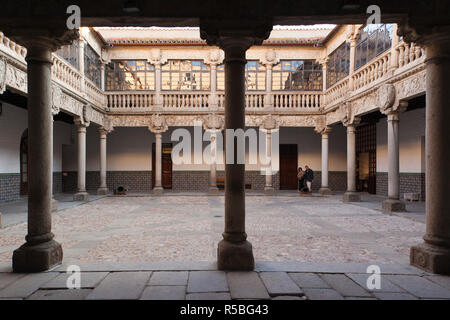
[
  {"x1": 2, "y1": 194, "x2": 450, "y2": 300},
  {"x1": 0, "y1": 194, "x2": 425, "y2": 265}
]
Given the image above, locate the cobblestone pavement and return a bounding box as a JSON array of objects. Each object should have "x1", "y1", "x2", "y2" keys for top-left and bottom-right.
[
  {"x1": 1, "y1": 262, "x2": 450, "y2": 300},
  {"x1": 0, "y1": 195, "x2": 425, "y2": 265}
]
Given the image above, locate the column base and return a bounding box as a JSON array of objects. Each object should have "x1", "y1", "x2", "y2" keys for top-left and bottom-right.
[
  {"x1": 410, "y1": 243, "x2": 450, "y2": 275},
  {"x1": 97, "y1": 187, "x2": 109, "y2": 195},
  {"x1": 51, "y1": 198, "x2": 58, "y2": 212},
  {"x1": 73, "y1": 192, "x2": 89, "y2": 202},
  {"x1": 208, "y1": 186, "x2": 219, "y2": 195},
  {"x1": 153, "y1": 187, "x2": 163, "y2": 196},
  {"x1": 343, "y1": 192, "x2": 360, "y2": 202},
  {"x1": 382, "y1": 199, "x2": 406, "y2": 213},
  {"x1": 264, "y1": 186, "x2": 275, "y2": 195},
  {"x1": 217, "y1": 239, "x2": 254, "y2": 271},
  {"x1": 319, "y1": 187, "x2": 332, "y2": 195},
  {"x1": 12, "y1": 239, "x2": 63, "y2": 273}
]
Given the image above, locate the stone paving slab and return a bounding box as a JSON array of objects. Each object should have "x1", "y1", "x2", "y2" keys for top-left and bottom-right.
[
  {"x1": 425, "y1": 275, "x2": 450, "y2": 290},
  {"x1": 345, "y1": 273, "x2": 405, "y2": 293},
  {"x1": 0, "y1": 272, "x2": 25, "y2": 290},
  {"x1": 27, "y1": 289, "x2": 92, "y2": 300},
  {"x1": 149, "y1": 271, "x2": 189, "y2": 286},
  {"x1": 227, "y1": 272, "x2": 270, "y2": 300},
  {"x1": 55, "y1": 261, "x2": 218, "y2": 272},
  {"x1": 288, "y1": 273, "x2": 330, "y2": 289},
  {"x1": 272, "y1": 296, "x2": 305, "y2": 300},
  {"x1": 186, "y1": 292, "x2": 232, "y2": 300},
  {"x1": 320, "y1": 274, "x2": 373, "y2": 297},
  {"x1": 141, "y1": 285, "x2": 186, "y2": 300},
  {"x1": 373, "y1": 292, "x2": 418, "y2": 300},
  {"x1": 385, "y1": 275, "x2": 450, "y2": 299},
  {"x1": 255, "y1": 262, "x2": 425, "y2": 275},
  {"x1": 187, "y1": 271, "x2": 228, "y2": 293},
  {"x1": 86, "y1": 272, "x2": 151, "y2": 300},
  {"x1": 40, "y1": 272, "x2": 109, "y2": 289},
  {"x1": 303, "y1": 288, "x2": 344, "y2": 300},
  {"x1": 259, "y1": 272, "x2": 303, "y2": 296},
  {"x1": 0, "y1": 272, "x2": 58, "y2": 298}
]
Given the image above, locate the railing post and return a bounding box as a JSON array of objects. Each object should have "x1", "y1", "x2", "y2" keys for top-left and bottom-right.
[{"x1": 78, "y1": 37, "x2": 86, "y2": 95}]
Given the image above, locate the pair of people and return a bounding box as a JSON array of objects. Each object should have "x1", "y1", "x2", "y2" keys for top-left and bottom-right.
[{"x1": 297, "y1": 165, "x2": 314, "y2": 193}]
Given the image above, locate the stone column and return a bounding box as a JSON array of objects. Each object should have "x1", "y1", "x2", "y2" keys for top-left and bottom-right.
[
  {"x1": 342, "y1": 115, "x2": 361, "y2": 202},
  {"x1": 200, "y1": 20, "x2": 272, "y2": 271},
  {"x1": 149, "y1": 114, "x2": 168, "y2": 196},
  {"x1": 209, "y1": 130, "x2": 219, "y2": 194},
  {"x1": 74, "y1": 118, "x2": 89, "y2": 201},
  {"x1": 264, "y1": 129, "x2": 274, "y2": 194},
  {"x1": 405, "y1": 28, "x2": 450, "y2": 274},
  {"x1": 153, "y1": 132, "x2": 163, "y2": 195},
  {"x1": 318, "y1": 127, "x2": 332, "y2": 195},
  {"x1": 12, "y1": 30, "x2": 78, "y2": 272},
  {"x1": 97, "y1": 127, "x2": 109, "y2": 195},
  {"x1": 382, "y1": 107, "x2": 407, "y2": 213},
  {"x1": 218, "y1": 37, "x2": 256, "y2": 270}
]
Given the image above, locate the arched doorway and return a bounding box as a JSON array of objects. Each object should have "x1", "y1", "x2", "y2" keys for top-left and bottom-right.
[{"x1": 20, "y1": 129, "x2": 28, "y2": 196}]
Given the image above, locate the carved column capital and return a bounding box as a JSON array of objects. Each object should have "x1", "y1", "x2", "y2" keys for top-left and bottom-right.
[
  {"x1": 314, "y1": 116, "x2": 332, "y2": 135},
  {"x1": 203, "y1": 113, "x2": 224, "y2": 131},
  {"x1": 339, "y1": 102, "x2": 360, "y2": 127},
  {"x1": 204, "y1": 49, "x2": 224, "y2": 66},
  {"x1": 148, "y1": 114, "x2": 168, "y2": 133},
  {"x1": 51, "y1": 84, "x2": 62, "y2": 116},
  {"x1": 260, "y1": 115, "x2": 279, "y2": 132}
]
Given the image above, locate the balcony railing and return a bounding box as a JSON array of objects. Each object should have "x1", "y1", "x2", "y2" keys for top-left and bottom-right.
[{"x1": 1, "y1": 33, "x2": 425, "y2": 116}]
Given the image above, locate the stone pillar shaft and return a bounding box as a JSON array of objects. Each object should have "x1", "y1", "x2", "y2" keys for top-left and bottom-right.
[
  {"x1": 13, "y1": 42, "x2": 63, "y2": 272},
  {"x1": 153, "y1": 132, "x2": 163, "y2": 194},
  {"x1": 347, "y1": 126, "x2": 356, "y2": 192},
  {"x1": 387, "y1": 114, "x2": 400, "y2": 200},
  {"x1": 97, "y1": 129, "x2": 108, "y2": 195},
  {"x1": 319, "y1": 131, "x2": 332, "y2": 195},
  {"x1": 265, "y1": 130, "x2": 273, "y2": 188},
  {"x1": 410, "y1": 37, "x2": 450, "y2": 274},
  {"x1": 155, "y1": 64, "x2": 162, "y2": 107},
  {"x1": 217, "y1": 37, "x2": 255, "y2": 270},
  {"x1": 343, "y1": 125, "x2": 360, "y2": 202},
  {"x1": 209, "y1": 131, "x2": 218, "y2": 193},
  {"x1": 382, "y1": 112, "x2": 406, "y2": 213},
  {"x1": 74, "y1": 121, "x2": 89, "y2": 201}
]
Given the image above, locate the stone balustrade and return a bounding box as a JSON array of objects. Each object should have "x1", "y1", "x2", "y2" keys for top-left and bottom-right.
[
  {"x1": 51, "y1": 54, "x2": 83, "y2": 93},
  {"x1": 0, "y1": 34, "x2": 426, "y2": 117},
  {"x1": 352, "y1": 50, "x2": 391, "y2": 91},
  {"x1": 106, "y1": 91, "x2": 156, "y2": 111},
  {"x1": 162, "y1": 92, "x2": 210, "y2": 110}
]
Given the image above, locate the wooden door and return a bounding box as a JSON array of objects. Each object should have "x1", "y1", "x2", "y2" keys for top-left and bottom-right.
[
  {"x1": 356, "y1": 123, "x2": 377, "y2": 194},
  {"x1": 20, "y1": 129, "x2": 28, "y2": 196},
  {"x1": 279, "y1": 144, "x2": 298, "y2": 190},
  {"x1": 152, "y1": 143, "x2": 173, "y2": 189}
]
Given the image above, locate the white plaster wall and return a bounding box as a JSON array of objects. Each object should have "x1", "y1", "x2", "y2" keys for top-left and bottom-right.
[
  {"x1": 63, "y1": 124, "x2": 348, "y2": 173},
  {"x1": 0, "y1": 103, "x2": 72, "y2": 173},
  {"x1": 377, "y1": 107, "x2": 425, "y2": 173},
  {"x1": 279, "y1": 126, "x2": 347, "y2": 172},
  {"x1": 0, "y1": 103, "x2": 27, "y2": 173}
]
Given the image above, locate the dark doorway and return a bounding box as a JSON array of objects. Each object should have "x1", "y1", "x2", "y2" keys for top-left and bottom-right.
[
  {"x1": 152, "y1": 143, "x2": 173, "y2": 189},
  {"x1": 356, "y1": 123, "x2": 377, "y2": 194},
  {"x1": 20, "y1": 129, "x2": 28, "y2": 196},
  {"x1": 279, "y1": 144, "x2": 298, "y2": 190}
]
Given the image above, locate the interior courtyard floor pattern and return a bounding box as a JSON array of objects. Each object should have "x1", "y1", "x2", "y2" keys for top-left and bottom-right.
[{"x1": 0, "y1": 194, "x2": 425, "y2": 265}]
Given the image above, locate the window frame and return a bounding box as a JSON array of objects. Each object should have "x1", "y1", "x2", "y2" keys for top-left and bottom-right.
[
  {"x1": 161, "y1": 60, "x2": 210, "y2": 91},
  {"x1": 105, "y1": 60, "x2": 155, "y2": 91},
  {"x1": 272, "y1": 59, "x2": 323, "y2": 91}
]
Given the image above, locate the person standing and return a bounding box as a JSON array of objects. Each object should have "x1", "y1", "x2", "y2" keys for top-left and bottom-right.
[
  {"x1": 304, "y1": 165, "x2": 314, "y2": 193},
  {"x1": 297, "y1": 167, "x2": 305, "y2": 192}
]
